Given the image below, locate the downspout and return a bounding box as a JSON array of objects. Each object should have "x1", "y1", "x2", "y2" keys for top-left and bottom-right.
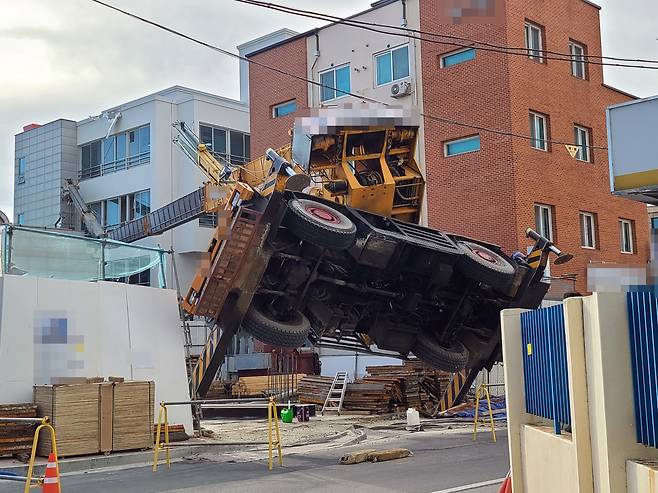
[
  {"x1": 401, "y1": 0, "x2": 407, "y2": 27},
  {"x1": 310, "y1": 30, "x2": 321, "y2": 107}
]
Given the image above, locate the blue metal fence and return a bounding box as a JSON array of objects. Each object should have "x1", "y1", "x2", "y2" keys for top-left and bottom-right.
[
  {"x1": 627, "y1": 290, "x2": 658, "y2": 448},
  {"x1": 521, "y1": 304, "x2": 571, "y2": 434}
]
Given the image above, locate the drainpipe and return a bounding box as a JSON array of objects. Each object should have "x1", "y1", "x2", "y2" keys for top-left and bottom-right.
[
  {"x1": 401, "y1": 0, "x2": 407, "y2": 27},
  {"x1": 310, "y1": 30, "x2": 321, "y2": 106}
]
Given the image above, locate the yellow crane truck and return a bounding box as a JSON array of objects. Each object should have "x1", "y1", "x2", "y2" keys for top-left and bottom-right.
[{"x1": 102, "y1": 111, "x2": 571, "y2": 402}]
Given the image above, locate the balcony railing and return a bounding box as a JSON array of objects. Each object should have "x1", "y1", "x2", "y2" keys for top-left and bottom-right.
[{"x1": 79, "y1": 152, "x2": 150, "y2": 180}]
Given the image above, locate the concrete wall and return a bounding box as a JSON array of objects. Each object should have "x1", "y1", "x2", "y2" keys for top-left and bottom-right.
[
  {"x1": 627, "y1": 460, "x2": 658, "y2": 493},
  {"x1": 502, "y1": 293, "x2": 658, "y2": 492},
  {"x1": 0, "y1": 274, "x2": 193, "y2": 433}
]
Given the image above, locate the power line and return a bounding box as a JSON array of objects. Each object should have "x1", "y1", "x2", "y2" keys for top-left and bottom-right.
[
  {"x1": 87, "y1": 0, "x2": 608, "y2": 150},
  {"x1": 235, "y1": 0, "x2": 658, "y2": 70}
]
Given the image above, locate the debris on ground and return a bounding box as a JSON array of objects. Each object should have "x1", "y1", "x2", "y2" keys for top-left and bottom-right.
[{"x1": 340, "y1": 448, "x2": 413, "y2": 465}]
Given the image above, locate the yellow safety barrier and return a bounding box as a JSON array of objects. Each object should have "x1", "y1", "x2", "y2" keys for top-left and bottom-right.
[
  {"x1": 473, "y1": 383, "x2": 496, "y2": 442},
  {"x1": 24, "y1": 416, "x2": 59, "y2": 493},
  {"x1": 153, "y1": 402, "x2": 171, "y2": 472},
  {"x1": 267, "y1": 397, "x2": 283, "y2": 471}
]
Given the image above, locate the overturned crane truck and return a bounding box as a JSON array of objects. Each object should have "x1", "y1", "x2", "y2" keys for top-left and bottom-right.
[{"x1": 175, "y1": 113, "x2": 573, "y2": 401}]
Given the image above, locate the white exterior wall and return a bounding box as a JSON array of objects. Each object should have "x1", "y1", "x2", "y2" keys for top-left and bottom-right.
[
  {"x1": 303, "y1": 0, "x2": 428, "y2": 225},
  {"x1": 0, "y1": 274, "x2": 193, "y2": 434},
  {"x1": 76, "y1": 86, "x2": 249, "y2": 288}
]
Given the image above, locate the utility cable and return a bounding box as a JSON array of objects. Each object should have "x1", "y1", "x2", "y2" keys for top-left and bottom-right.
[
  {"x1": 235, "y1": 0, "x2": 658, "y2": 70},
  {"x1": 87, "y1": 0, "x2": 609, "y2": 150}
]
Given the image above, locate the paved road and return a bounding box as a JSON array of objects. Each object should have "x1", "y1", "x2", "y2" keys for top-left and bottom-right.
[{"x1": 0, "y1": 431, "x2": 508, "y2": 493}]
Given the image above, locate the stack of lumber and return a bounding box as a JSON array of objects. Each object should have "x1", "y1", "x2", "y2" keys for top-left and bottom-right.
[
  {"x1": 298, "y1": 360, "x2": 452, "y2": 415},
  {"x1": 205, "y1": 380, "x2": 231, "y2": 400},
  {"x1": 0, "y1": 403, "x2": 38, "y2": 457},
  {"x1": 231, "y1": 374, "x2": 307, "y2": 397},
  {"x1": 153, "y1": 423, "x2": 189, "y2": 442},
  {"x1": 112, "y1": 381, "x2": 154, "y2": 452}
]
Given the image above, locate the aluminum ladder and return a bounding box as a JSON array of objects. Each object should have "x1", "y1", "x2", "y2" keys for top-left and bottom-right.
[{"x1": 321, "y1": 371, "x2": 349, "y2": 415}]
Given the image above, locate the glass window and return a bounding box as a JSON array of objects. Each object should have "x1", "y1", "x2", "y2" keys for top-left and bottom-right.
[
  {"x1": 272, "y1": 100, "x2": 297, "y2": 118},
  {"x1": 133, "y1": 190, "x2": 150, "y2": 219},
  {"x1": 90, "y1": 141, "x2": 101, "y2": 167},
  {"x1": 199, "y1": 213, "x2": 217, "y2": 228},
  {"x1": 570, "y1": 41, "x2": 586, "y2": 79},
  {"x1": 213, "y1": 128, "x2": 227, "y2": 157},
  {"x1": 376, "y1": 45, "x2": 409, "y2": 85},
  {"x1": 105, "y1": 197, "x2": 120, "y2": 228},
  {"x1": 444, "y1": 135, "x2": 481, "y2": 157},
  {"x1": 534, "y1": 204, "x2": 553, "y2": 242},
  {"x1": 116, "y1": 133, "x2": 126, "y2": 163},
  {"x1": 139, "y1": 126, "x2": 150, "y2": 154},
  {"x1": 580, "y1": 212, "x2": 596, "y2": 249},
  {"x1": 441, "y1": 48, "x2": 476, "y2": 67},
  {"x1": 620, "y1": 219, "x2": 634, "y2": 253},
  {"x1": 530, "y1": 112, "x2": 548, "y2": 151},
  {"x1": 200, "y1": 125, "x2": 213, "y2": 145},
  {"x1": 574, "y1": 125, "x2": 591, "y2": 162},
  {"x1": 652, "y1": 217, "x2": 658, "y2": 230},
  {"x1": 319, "y1": 64, "x2": 351, "y2": 102},
  {"x1": 17, "y1": 213, "x2": 24, "y2": 225},
  {"x1": 89, "y1": 202, "x2": 102, "y2": 222},
  {"x1": 128, "y1": 130, "x2": 139, "y2": 157},
  {"x1": 230, "y1": 131, "x2": 245, "y2": 162},
  {"x1": 244, "y1": 135, "x2": 251, "y2": 160},
  {"x1": 524, "y1": 21, "x2": 543, "y2": 62},
  {"x1": 103, "y1": 136, "x2": 115, "y2": 165},
  {"x1": 17, "y1": 157, "x2": 26, "y2": 176}
]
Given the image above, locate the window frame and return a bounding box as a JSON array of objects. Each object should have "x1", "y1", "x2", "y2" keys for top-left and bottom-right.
[
  {"x1": 199, "y1": 124, "x2": 250, "y2": 165},
  {"x1": 17, "y1": 157, "x2": 26, "y2": 176},
  {"x1": 529, "y1": 111, "x2": 549, "y2": 151},
  {"x1": 524, "y1": 21, "x2": 544, "y2": 63},
  {"x1": 79, "y1": 124, "x2": 150, "y2": 180},
  {"x1": 569, "y1": 40, "x2": 587, "y2": 79},
  {"x1": 440, "y1": 47, "x2": 476, "y2": 68},
  {"x1": 374, "y1": 44, "x2": 411, "y2": 87},
  {"x1": 444, "y1": 135, "x2": 481, "y2": 157},
  {"x1": 579, "y1": 211, "x2": 596, "y2": 249},
  {"x1": 619, "y1": 219, "x2": 634, "y2": 254},
  {"x1": 272, "y1": 100, "x2": 297, "y2": 118},
  {"x1": 574, "y1": 124, "x2": 592, "y2": 162},
  {"x1": 319, "y1": 63, "x2": 351, "y2": 102},
  {"x1": 534, "y1": 203, "x2": 554, "y2": 242}
]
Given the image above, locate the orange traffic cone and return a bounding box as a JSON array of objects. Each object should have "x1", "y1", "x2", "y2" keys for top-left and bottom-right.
[
  {"x1": 498, "y1": 470, "x2": 511, "y2": 493},
  {"x1": 42, "y1": 452, "x2": 60, "y2": 493}
]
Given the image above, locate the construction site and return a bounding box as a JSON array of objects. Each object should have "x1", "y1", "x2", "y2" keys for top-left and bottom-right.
[{"x1": 2, "y1": 0, "x2": 658, "y2": 492}]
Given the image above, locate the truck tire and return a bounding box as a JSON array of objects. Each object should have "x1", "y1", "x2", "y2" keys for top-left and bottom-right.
[
  {"x1": 286, "y1": 199, "x2": 357, "y2": 250},
  {"x1": 412, "y1": 331, "x2": 469, "y2": 372},
  {"x1": 456, "y1": 241, "x2": 516, "y2": 292},
  {"x1": 242, "y1": 300, "x2": 311, "y2": 348}
]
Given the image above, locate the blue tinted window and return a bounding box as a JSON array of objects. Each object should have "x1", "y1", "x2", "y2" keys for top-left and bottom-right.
[
  {"x1": 273, "y1": 100, "x2": 297, "y2": 118},
  {"x1": 335, "y1": 66, "x2": 350, "y2": 96},
  {"x1": 442, "y1": 48, "x2": 476, "y2": 67},
  {"x1": 376, "y1": 52, "x2": 392, "y2": 85},
  {"x1": 392, "y1": 45, "x2": 409, "y2": 80},
  {"x1": 320, "y1": 65, "x2": 350, "y2": 101},
  {"x1": 320, "y1": 70, "x2": 335, "y2": 102},
  {"x1": 652, "y1": 217, "x2": 658, "y2": 230},
  {"x1": 17, "y1": 157, "x2": 26, "y2": 175},
  {"x1": 445, "y1": 136, "x2": 481, "y2": 156},
  {"x1": 17, "y1": 213, "x2": 24, "y2": 225}
]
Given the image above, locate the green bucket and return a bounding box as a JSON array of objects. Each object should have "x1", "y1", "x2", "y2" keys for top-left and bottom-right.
[{"x1": 280, "y1": 407, "x2": 294, "y2": 423}]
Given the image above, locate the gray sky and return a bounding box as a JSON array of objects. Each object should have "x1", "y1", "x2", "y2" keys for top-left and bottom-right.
[{"x1": 1, "y1": 0, "x2": 657, "y2": 219}]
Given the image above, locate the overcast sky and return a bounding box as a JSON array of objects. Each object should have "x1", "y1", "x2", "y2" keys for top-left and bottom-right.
[{"x1": 1, "y1": 0, "x2": 657, "y2": 218}]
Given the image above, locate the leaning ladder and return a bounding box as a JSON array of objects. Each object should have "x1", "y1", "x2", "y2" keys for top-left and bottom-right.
[{"x1": 321, "y1": 371, "x2": 349, "y2": 415}]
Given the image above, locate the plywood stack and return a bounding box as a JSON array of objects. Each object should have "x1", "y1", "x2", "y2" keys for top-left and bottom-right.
[
  {"x1": 0, "y1": 403, "x2": 38, "y2": 457},
  {"x1": 34, "y1": 384, "x2": 102, "y2": 457},
  {"x1": 232, "y1": 374, "x2": 307, "y2": 397},
  {"x1": 298, "y1": 375, "x2": 333, "y2": 405},
  {"x1": 34, "y1": 380, "x2": 155, "y2": 457},
  {"x1": 343, "y1": 382, "x2": 397, "y2": 414},
  {"x1": 112, "y1": 381, "x2": 154, "y2": 452}
]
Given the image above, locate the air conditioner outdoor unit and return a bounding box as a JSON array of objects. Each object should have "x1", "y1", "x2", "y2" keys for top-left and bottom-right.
[{"x1": 390, "y1": 81, "x2": 412, "y2": 98}]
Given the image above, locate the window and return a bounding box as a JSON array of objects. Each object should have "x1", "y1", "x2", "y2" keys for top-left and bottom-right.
[
  {"x1": 16, "y1": 213, "x2": 24, "y2": 225},
  {"x1": 524, "y1": 21, "x2": 544, "y2": 62},
  {"x1": 652, "y1": 217, "x2": 658, "y2": 230},
  {"x1": 580, "y1": 212, "x2": 596, "y2": 249},
  {"x1": 444, "y1": 135, "x2": 481, "y2": 157},
  {"x1": 441, "y1": 48, "x2": 476, "y2": 68},
  {"x1": 80, "y1": 124, "x2": 149, "y2": 180},
  {"x1": 320, "y1": 64, "x2": 351, "y2": 102},
  {"x1": 529, "y1": 112, "x2": 548, "y2": 151},
  {"x1": 569, "y1": 41, "x2": 586, "y2": 79},
  {"x1": 375, "y1": 45, "x2": 410, "y2": 86},
  {"x1": 88, "y1": 190, "x2": 150, "y2": 232},
  {"x1": 199, "y1": 124, "x2": 250, "y2": 164},
  {"x1": 17, "y1": 157, "x2": 26, "y2": 176},
  {"x1": 199, "y1": 213, "x2": 218, "y2": 228},
  {"x1": 620, "y1": 219, "x2": 634, "y2": 254},
  {"x1": 534, "y1": 204, "x2": 553, "y2": 241},
  {"x1": 574, "y1": 125, "x2": 591, "y2": 162},
  {"x1": 272, "y1": 100, "x2": 297, "y2": 118}
]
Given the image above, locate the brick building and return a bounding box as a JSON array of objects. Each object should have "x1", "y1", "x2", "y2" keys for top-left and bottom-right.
[{"x1": 242, "y1": 0, "x2": 649, "y2": 294}]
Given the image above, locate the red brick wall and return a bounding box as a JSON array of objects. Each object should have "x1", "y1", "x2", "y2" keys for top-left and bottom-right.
[
  {"x1": 248, "y1": 37, "x2": 309, "y2": 158},
  {"x1": 505, "y1": 0, "x2": 649, "y2": 293},
  {"x1": 419, "y1": 0, "x2": 517, "y2": 251}
]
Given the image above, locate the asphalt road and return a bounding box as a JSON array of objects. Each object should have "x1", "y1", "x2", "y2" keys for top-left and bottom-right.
[{"x1": 0, "y1": 431, "x2": 508, "y2": 493}]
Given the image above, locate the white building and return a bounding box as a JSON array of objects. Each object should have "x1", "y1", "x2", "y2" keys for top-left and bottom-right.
[{"x1": 13, "y1": 86, "x2": 250, "y2": 291}]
